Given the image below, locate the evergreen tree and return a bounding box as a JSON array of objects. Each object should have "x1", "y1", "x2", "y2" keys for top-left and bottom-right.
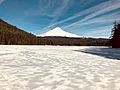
[{"x1": 111, "y1": 22, "x2": 120, "y2": 48}]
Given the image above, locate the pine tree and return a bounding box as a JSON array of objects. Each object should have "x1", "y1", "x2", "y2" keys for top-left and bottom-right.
[{"x1": 111, "y1": 22, "x2": 120, "y2": 48}]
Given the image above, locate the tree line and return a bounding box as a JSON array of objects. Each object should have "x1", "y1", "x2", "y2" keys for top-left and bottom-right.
[
  {"x1": 0, "y1": 19, "x2": 110, "y2": 46},
  {"x1": 110, "y1": 22, "x2": 120, "y2": 48}
]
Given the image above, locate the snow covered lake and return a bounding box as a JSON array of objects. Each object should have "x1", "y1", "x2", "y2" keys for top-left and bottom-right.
[{"x1": 0, "y1": 45, "x2": 120, "y2": 90}]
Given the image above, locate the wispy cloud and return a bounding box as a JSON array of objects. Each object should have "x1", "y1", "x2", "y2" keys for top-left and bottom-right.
[
  {"x1": 44, "y1": 0, "x2": 112, "y2": 26},
  {"x1": 44, "y1": 0, "x2": 120, "y2": 29},
  {"x1": 60, "y1": 2, "x2": 119, "y2": 32},
  {"x1": 78, "y1": 0, "x2": 120, "y2": 23},
  {"x1": 84, "y1": 28, "x2": 111, "y2": 38},
  {"x1": 25, "y1": 0, "x2": 72, "y2": 18},
  {"x1": 0, "y1": 0, "x2": 4, "y2": 5},
  {"x1": 63, "y1": 10, "x2": 120, "y2": 29},
  {"x1": 36, "y1": 0, "x2": 73, "y2": 33},
  {"x1": 37, "y1": 0, "x2": 120, "y2": 37},
  {"x1": 50, "y1": 0, "x2": 72, "y2": 24},
  {"x1": 52, "y1": 0, "x2": 71, "y2": 16}
]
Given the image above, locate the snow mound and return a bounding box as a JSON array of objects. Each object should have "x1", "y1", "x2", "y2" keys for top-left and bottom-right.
[{"x1": 38, "y1": 27, "x2": 80, "y2": 37}]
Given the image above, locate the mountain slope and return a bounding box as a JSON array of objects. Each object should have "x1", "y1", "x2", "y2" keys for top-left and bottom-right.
[
  {"x1": 39, "y1": 27, "x2": 80, "y2": 37},
  {"x1": 0, "y1": 19, "x2": 37, "y2": 45}
]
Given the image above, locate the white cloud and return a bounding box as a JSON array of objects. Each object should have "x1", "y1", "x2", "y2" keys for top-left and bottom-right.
[
  {"x1": 0, "y1": 0, "x2": 4, "y2": 5},
  {"x1": 36, "y1": 0, "x2": 73, "y2": 34},
  {"x1": 78, "y1": 0, "x2": 120, "y2": 23},
  {"x1": 46, "y1": 0, "x2": 112, "y2": 26},
  {"x1": 38, "y1": 0, "x2": 120, "y2": 37},
  {"x1": 25, "y1": 0, "x2": 72, "y2": 18},
  {"x1": 46, "y1": 0, "x2": 120, "y2": 29},
  {"x1": 63, "y1": 11, "x2": 120, "y2": 29},
  {"x1": 50, "y1": 0, "x2": 71, "y2": 24},
  {"x1": 52, "y1": 0, "x2": 71, "y2": 16},
  {"x1": 85, "y1": 29, "x2": 111, "y2": 38},
  {"x1": 62, "y1": 0, "x2": 120, "y2": 29}
]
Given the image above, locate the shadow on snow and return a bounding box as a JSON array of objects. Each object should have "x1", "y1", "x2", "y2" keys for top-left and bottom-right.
[{"x1": 74, "y1": 47, "x2": 120, "y2": 60}]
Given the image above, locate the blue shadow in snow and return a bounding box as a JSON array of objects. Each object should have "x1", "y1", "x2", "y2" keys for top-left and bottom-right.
[{"x1": 74, "y1": 47, "x2": 120, "y2": 60}]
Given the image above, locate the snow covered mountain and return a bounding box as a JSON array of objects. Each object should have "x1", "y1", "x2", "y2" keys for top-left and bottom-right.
[{"x1": 38, "y1": 27, "x2": 80, "y2": 37}]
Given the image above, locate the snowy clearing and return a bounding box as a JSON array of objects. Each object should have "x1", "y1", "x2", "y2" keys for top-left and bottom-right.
[{"x1": 0, "y1": 46, "x2": 120, "y2": 90}]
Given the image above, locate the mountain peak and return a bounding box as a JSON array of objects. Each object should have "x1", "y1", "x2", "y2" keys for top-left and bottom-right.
[
  {"x1": 38, "y1": 27, "x2": 80, "y2": 37},
  {"x1": 48, "y1": 27, "x2": 66, "y2": 34},
  {"x1": 51, "y1": 27, "x2": 63, "y2": 31}
]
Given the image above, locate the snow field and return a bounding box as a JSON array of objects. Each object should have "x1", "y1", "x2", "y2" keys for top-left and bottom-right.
[{"x1": 0, "y1": 46, "x2": 120, "y2": 90}]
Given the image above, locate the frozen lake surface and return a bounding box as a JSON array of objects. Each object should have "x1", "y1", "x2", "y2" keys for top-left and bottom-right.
[{"x1": 0, "y1": 45, "x2": 120, "y2": 90}]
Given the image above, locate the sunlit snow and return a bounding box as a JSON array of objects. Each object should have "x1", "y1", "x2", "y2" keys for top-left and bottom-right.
[
  {"x1": 0, "y1": 46, "x2": 120, "y2": 90},
  {"x1": 38, "y1": 27, "x2": 80, "y2": 37}
]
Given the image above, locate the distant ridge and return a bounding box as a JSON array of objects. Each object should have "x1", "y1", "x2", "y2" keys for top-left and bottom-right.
[
  {"x1": 38, "y1": 27, "x2": 80, "y2": 38},
  {"x1": 0, "y1": 19, "x2": 110, "y2": 46}
]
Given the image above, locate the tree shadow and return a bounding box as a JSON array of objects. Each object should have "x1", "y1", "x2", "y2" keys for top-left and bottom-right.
[{"x1": 75, "y1": 47, "x2": 120, "y2": 60}]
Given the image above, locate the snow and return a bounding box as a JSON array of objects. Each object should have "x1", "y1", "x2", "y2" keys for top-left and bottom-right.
[
  {"x1": 38, "y1": 27, "x2": 80, "y2": 37},
  {"x1": 0, "y1": 45, "x2": 120, "y2": 90}
]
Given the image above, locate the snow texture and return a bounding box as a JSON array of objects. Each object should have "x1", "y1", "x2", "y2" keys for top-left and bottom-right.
[
  {"x1": 0, "y1": 46, "x2": 120, "y2": 90},
  {"x1": 38, "y1": 27, "x2": 80, "y2": 37}
]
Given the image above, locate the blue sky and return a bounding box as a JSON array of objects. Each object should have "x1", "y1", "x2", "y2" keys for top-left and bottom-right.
[{"x1": 0, "y1": 0, "x2": 120, "y2": 38}]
